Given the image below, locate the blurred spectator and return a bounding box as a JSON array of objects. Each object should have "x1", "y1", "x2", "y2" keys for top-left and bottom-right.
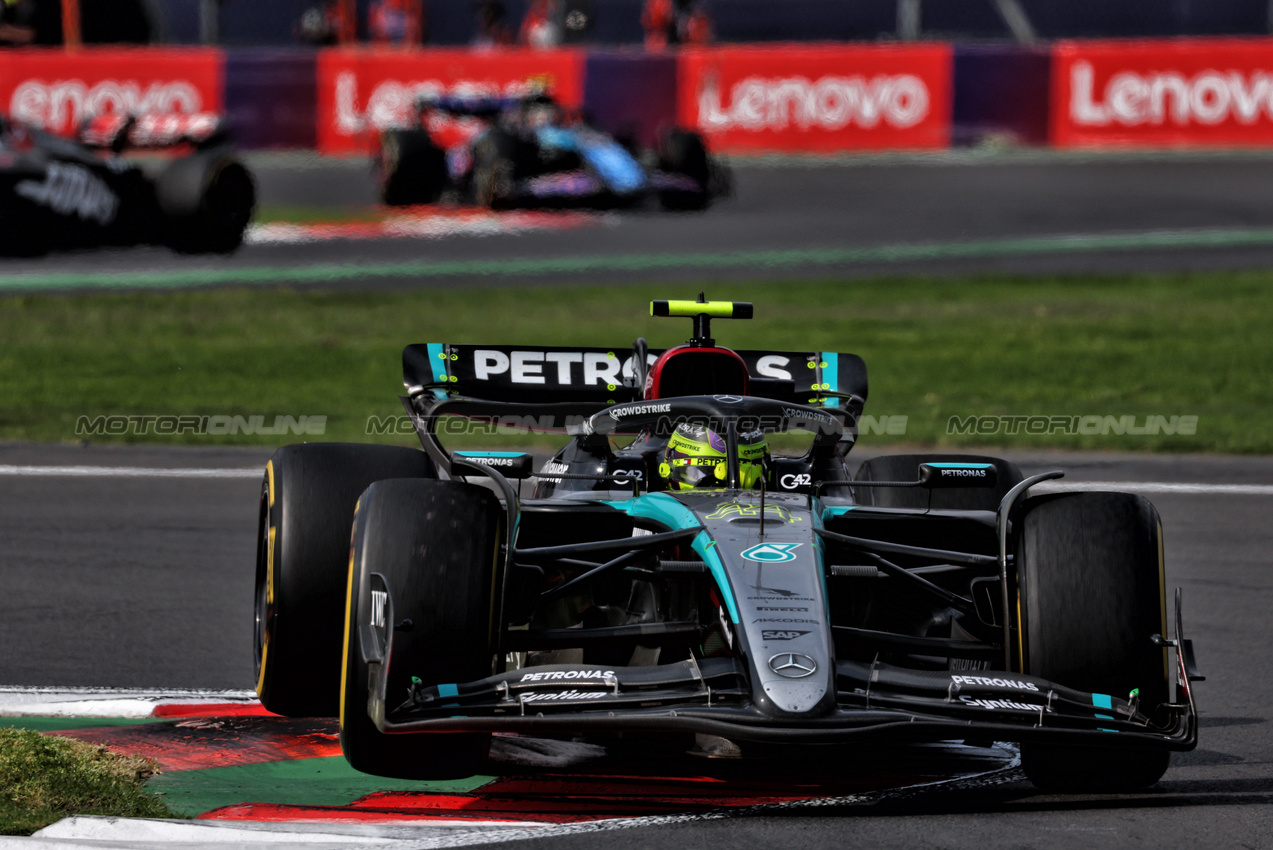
[
  {"x1": 0, "y1": 0, "x2": 36, "y2": 45},
  {"x1": 519, "y1": 0, "x2": 560, "y2": 48},
  {"x1": 1, "y1": 0, "x2": 61, "y2": 45},
  {"x1": 642, "y1": 0, "x2": 709, "y2": 49},
  {"x1": 297, "y1": 0, "x2": 344, "y2": 45},
  {"x1": 370, "y1": 0, "x2": 424, "y2": 45},
  {"x1": 473, "y1": 0, "x2": 510, "y2": 47}
]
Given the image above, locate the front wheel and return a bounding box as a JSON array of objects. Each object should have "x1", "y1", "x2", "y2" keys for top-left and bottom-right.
[
  {"x1": 254, "y1": 444, "x2": 434, "y2": 718},
  {"x1": 1014, "y1": 491, "x2": 1172, "y2": 792},
  {"x1": 341, "y1": 478, "x2": 502, "y2": 779}
]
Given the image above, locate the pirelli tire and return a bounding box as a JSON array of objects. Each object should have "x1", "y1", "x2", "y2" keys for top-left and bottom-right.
[
  {"x1": 155, "y1": 149, "x2": 256, "y2": 254},
  {"x1": 254, "y1": 444, "x2": 435, "y2": 718},
  {"x1": 341, "y1": 478, "x2": 501, "y2": 780},
  {"x1": 1014, "y1": 491, "x2": 1172, "y2": 792},
  {"x1": 657, "y1": 129, "x2": 710, "y2": 211},
  {"x1": 853, "y1": 453, "x2": 1024, "y2": 511},
  {"x1": 376, "y1": 129, "x2": 448, "y2": 206}
]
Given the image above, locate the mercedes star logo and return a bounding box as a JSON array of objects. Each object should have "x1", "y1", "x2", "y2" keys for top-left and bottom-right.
[{"x1": 768, "y1": 652, "x2": 817, "y2": 678}]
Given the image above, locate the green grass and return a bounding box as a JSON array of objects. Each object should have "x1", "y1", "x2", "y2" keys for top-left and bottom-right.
[
  {"x1": 1, "y1": 271, "x2": 1270, "y2": 452},
  {"x1": 0, "y1": 728, "x2": 180, "y2": 836}
]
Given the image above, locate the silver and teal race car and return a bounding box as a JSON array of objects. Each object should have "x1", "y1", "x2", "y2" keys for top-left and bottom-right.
[{"x1": 253, "y1": 298, "x2": 1201, "y2": 791}]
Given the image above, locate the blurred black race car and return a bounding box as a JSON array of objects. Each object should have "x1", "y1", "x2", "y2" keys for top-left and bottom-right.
[
  {"x1": 375, "y1": 92, "x2": 730, "y2": 211},
  {"x1": 0, "y1": 112, "x2": 255, "y2": 256}
]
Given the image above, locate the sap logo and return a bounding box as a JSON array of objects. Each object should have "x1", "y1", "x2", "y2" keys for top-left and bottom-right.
[{"x1": 761, "y1": 630, "x2": 810, "y2": 641}]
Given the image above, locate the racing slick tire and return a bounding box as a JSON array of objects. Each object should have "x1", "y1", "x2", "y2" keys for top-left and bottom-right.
[
  {"x1": 156, "y1": 150, "x2": 256, "y2": 254},
  {"x1": 471, "y1": 130, "x2": 518, "y2": 209},
  {"x1": 341, "y1": 478, "x2": 501, "y2": 780},
  {"x1": 376, "y1": 129, "x2": 448, "y2": 206},
  {"x1": 255, "y1": 444, "x2": 435, "y2": 718},
  {"x1": 1014, "y1": 491, "x2": 1171, "y2": 792},
  {"x1": 853, "y1": 453, "x2": 1024, "y2": 511},
  {"x1": 657, "y1": 129, "x2": 710, "y2": 211}
]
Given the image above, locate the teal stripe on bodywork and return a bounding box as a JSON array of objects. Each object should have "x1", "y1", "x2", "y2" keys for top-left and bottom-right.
[
  {"x1": 822, "y1": 505, "x2": 857, "y2": 521},
  {"x1": 821, "y1": 352, "x2": 839, "y2": 408},
  {"x1": 602, "y1": 493, "x2": 739, "y2": 624},
  {"x1": 426, "y1": 343, "x2": 449, "y2": 384},
  {"x1": 454, "y1": 452, "x2": 528, "y2": 458},
  {"x1": 926, "y1": 462, "x2": 994, "y2": 469},
  {"x1": 438, "y1": 683, "x2": 458, "y2": 698}
]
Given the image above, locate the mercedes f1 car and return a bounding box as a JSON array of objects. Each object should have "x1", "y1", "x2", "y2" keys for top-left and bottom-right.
[
  {"x1": 375, "y1": 92, "x2": 729, "y2": 211},
  {"x1": 0, "y1": 112, "x2": 255, "y2": 256},
  {"x1": 254, "y1": 298, "x2": 1201, "y2": 792}
]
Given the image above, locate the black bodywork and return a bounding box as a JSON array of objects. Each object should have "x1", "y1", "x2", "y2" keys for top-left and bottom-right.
[
  {"x1": 0, "y1": 114, "x2": 255, "y2": 256},
  {"x1": 356, "y1": 318, "x2": 1202, "y2": 764}
]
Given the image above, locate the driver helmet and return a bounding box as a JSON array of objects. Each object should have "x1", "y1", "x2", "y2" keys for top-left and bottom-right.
[{"x1": 659, "y1": 423, "x2": 767, "y2": 490}]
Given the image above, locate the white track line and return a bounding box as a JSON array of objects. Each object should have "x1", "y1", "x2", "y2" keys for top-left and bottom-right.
[{"x1": 0, "y1": 465, "x2": 260, "y2": 479}]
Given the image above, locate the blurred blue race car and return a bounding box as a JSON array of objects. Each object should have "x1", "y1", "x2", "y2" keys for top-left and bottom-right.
[{"x1": 375, "y1": 92, "x2": 730, "y2": 211}]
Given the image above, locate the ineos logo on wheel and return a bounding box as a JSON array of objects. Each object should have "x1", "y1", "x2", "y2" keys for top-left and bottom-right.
[{"x1": 768, "y1": 653, "x2": 817, "y2": 678}]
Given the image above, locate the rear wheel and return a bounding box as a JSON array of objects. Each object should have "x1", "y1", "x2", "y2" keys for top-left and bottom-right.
[
  {"x1": 156, "y1": 151, "x2": 256, "y2": 253},
  {"x1": 853, "y1": 453, "x2": 1023, "y2": 511},
  {"x1": 376, "y1": 129, "x2": 448, "y2": 206},
  {"x1": 657, "y1": 129, "x2": 710, "y2": 211},
  {"x1": 1014, "y1": 491, "x2": 1171, "y2": 792},
  {"x1": 254, "y1": 444, "x2": 434, "y2": 717},
  {"x1": 341, "y1": 478, "x2": 501, "y2": 779}
]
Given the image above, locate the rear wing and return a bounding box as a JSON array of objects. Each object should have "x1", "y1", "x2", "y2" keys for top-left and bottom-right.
[
  {"x1": 403, "y1": 343, "x2": 867, "y2": 409},
  {"x1": 79, "y1": 113, "x2": 229, "y2": 153}
]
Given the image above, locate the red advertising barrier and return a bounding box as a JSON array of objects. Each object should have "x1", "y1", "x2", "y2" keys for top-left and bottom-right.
[
  {"x1": 316, "y1": 48, "x2": 586, "y2": 154},
  {"x1": 1052, "y1": 39, "x2": 1273, "y2": 147},
  {"x1": 677, "y1": 44, "x2": 952, "y2": 154},
  {"x1": 0, "y1": 48, "x2": 223, "y2": 138}
]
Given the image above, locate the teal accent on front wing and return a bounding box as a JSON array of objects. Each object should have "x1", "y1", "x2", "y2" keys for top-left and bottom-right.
[
  {"x1": 601, "y1": 493, "x2": 740, "y2": 624},
  {"x1": 426, "y1": 343, "x2": 449, "y2": 384},
  {"x1": 822, "y1": 505, "x2": 857, "y2": 521},
  {"x1": 1092, "y1": 692, "x2": 1118, "y2": 731}
]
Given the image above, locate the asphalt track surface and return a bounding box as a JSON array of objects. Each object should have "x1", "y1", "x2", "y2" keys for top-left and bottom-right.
[
  {"x1": 1, "y1": 443, "x2": 1271, "y2": 848},
  {"x1": 4, "y1": 153, "x2": 1273, "y2": 846},
  {"x1": 8, "y1": 150, "x2": 1273, "y2": 289}
]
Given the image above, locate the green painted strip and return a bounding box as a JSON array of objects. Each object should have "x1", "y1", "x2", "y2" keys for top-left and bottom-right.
[
  {"x1": 0, "y1": 717, "x2": 162, "y2": 731},
  {"x1": 146, "y1": 756, "x2": 492, "y2": 817},
  {"x1": 8, "y1": 227, "x2": 1273, "y2": 292}
]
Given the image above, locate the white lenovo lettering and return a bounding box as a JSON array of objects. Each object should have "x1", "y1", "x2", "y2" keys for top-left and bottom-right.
[
  {"x1": 699, "y1": 74, "x2": 930, "y2": 133},
  {"x1": 11, "y1": 78, "x2": 202, "y2": 132},
  {"x1": 1071, "y1": 60, "x2": 1273, "y2": 127}
]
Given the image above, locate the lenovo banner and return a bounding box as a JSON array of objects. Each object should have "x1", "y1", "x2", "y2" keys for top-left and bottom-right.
[
  {"x1": 0, "y1": 48, "x2": 223, "y2": 138},
  {"x1": 1053, "y1": 39, "x2": 1273, "y2": 147},
  {"x1": 316, "y1": 48, "x2": 586, "y2": 154},
  {"x1": 677, "y1": 44, "x2": 952, "y2": 153}
]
